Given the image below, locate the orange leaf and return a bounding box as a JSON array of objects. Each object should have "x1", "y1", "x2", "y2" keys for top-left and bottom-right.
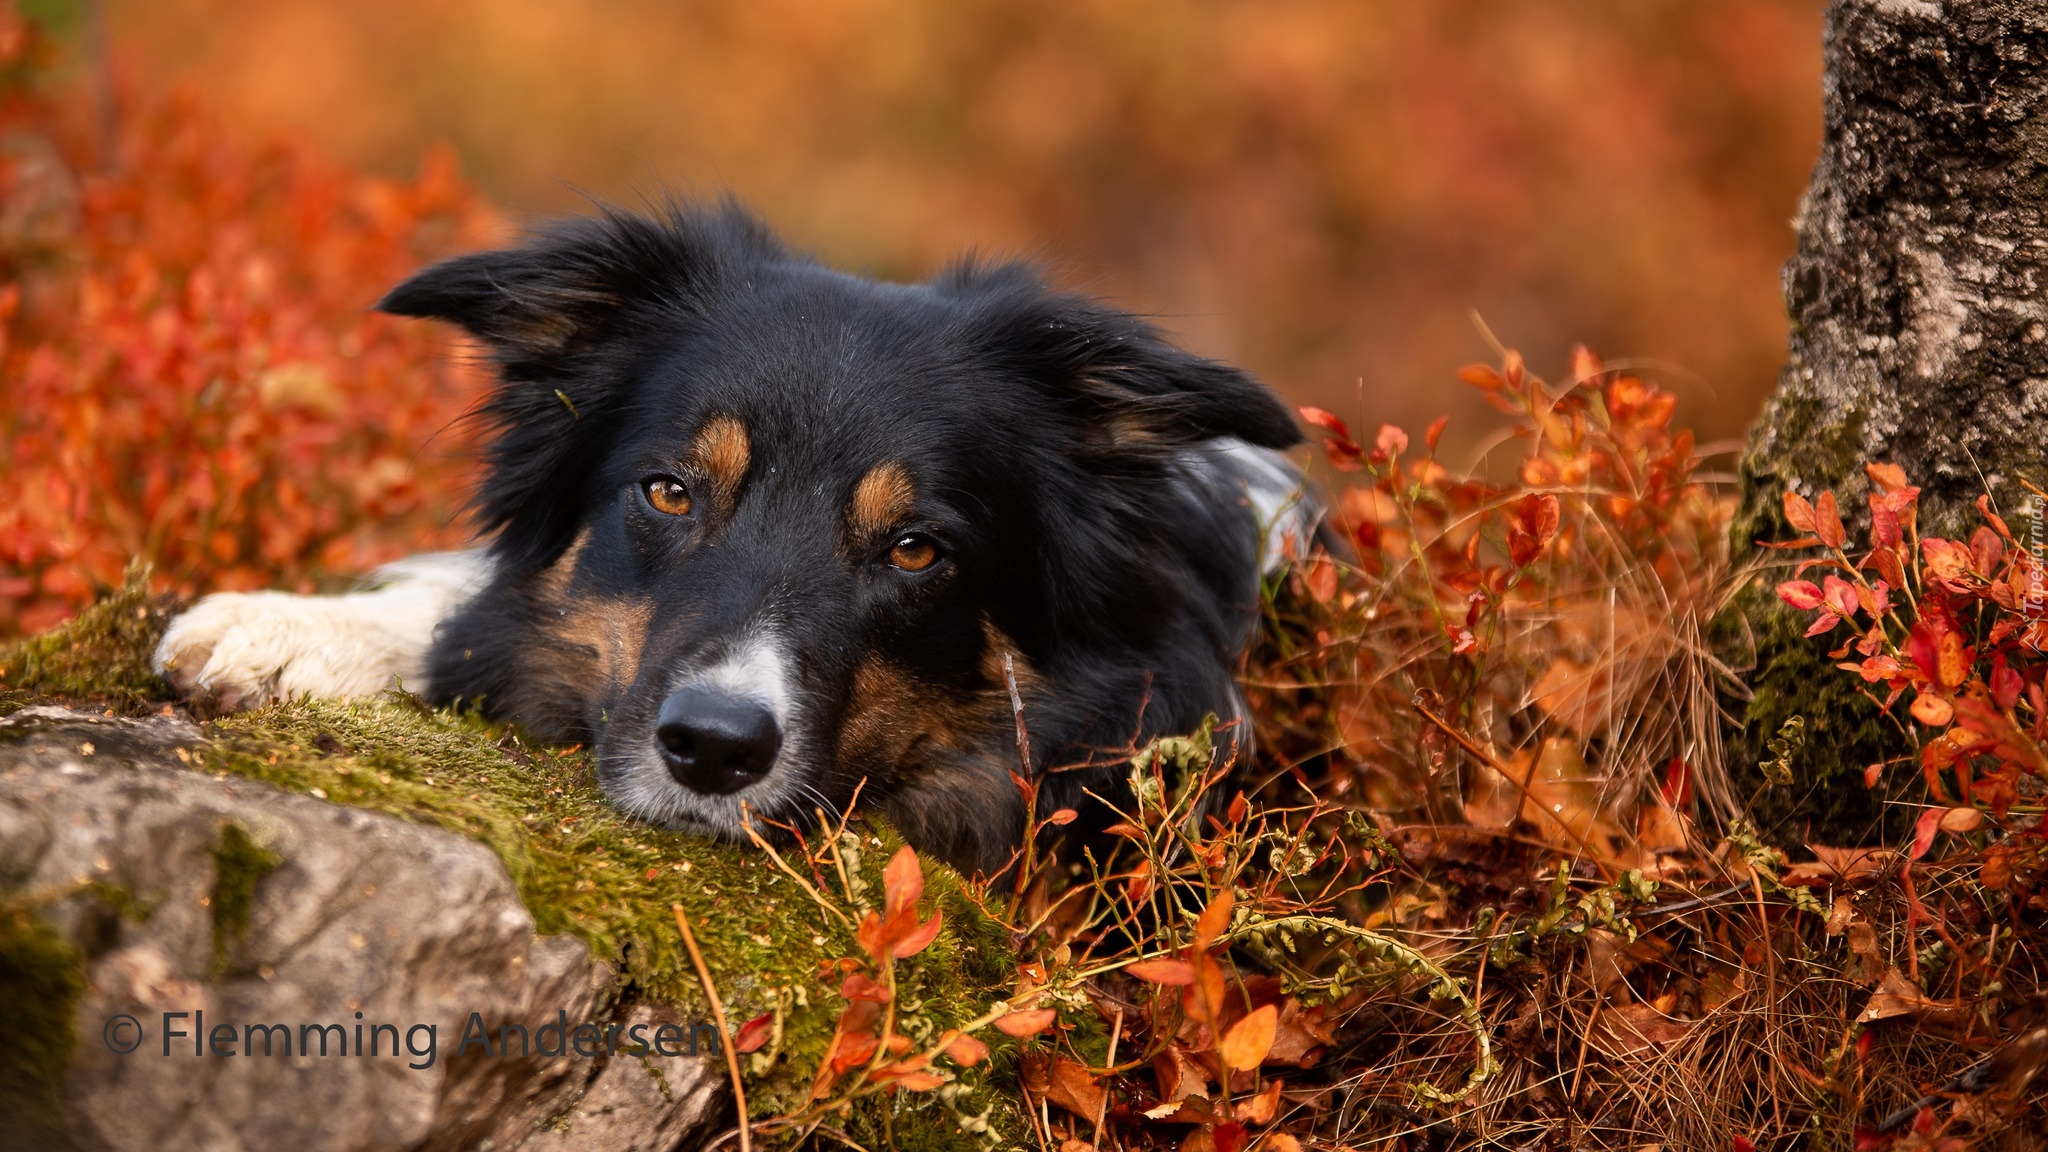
[
  {"x1": 994, "y1": 1008, "x2": 1057, "y2": 1038},
  {"x1": 883, "y1": 844, "x2": 924, "y2": 921},
  {"x1": 1814, "y1": 491, "x2": 1846, "y2": 548},
  {"x1": 1217, "y1": 1004, "x2": 1278, "y2": 1072},
  {"x1": 1865, "y1": 461, "x2": 1910, "y2": 494},
  {"x1": 1044, "y1": 807, "x2": 1078, "y2": 826},
  {"x1": 938, "y1": 1030, "x2": 989, "y2": 1066},
  {"x1": 1125, "y1": 957, "x2": 1197, "y2": 985},
  {"x1": 1909, "y1": 693, "x2": 1953, "y2": 727},
  {"x1": 891, "y1": 910, "x2": 944, "y2": 959},
  {"x1": 1782, "y1": 490, "x2": 1817, "y2": 533},
  {"x1": 1194, "y1": 890, "x2": 1234, "y2": 948},
  {"x1": 1303, "y1": 552, "x2": 1338, "y2": 603}
]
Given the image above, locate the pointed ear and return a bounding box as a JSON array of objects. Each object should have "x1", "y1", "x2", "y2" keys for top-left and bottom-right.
[
  {"x1": 377, "y1": 204, "x2": 779, "y2": 569},
  {"x1": 956, "y1": 268, "x2": 1302, "y2": 451}
]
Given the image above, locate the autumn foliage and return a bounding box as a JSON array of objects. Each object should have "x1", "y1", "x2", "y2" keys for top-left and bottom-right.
[
  {"x1": 1772, "y1": 469, "x2": 2048, "y2": 906},
  {"x1": 0, "y1": 12, "x2": 495, "y2": 635}
]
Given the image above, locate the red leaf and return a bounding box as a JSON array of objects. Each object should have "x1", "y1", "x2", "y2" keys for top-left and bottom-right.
[
  {"x1": 1297, "y1": 406, "x2": 1352, "y2": 440},
  {"x1": 1507, "y1": 492, "x2": 1561, "y2": 567},
  {"x1": 734, "y1": 1011, "x2": 774, "y2": 1053},
  {"x1": 1977, "y1": 494, "x2": 2013, "y2": 541},
  {"x1": 1043, "y1": 807, "x2": 1078, "y2": 826},
  {"x1": 1375, "y1": 424, "x2": 1409, "y2": 457},
  {"x1": 1776, "y1": 580, "x2": 1825, "y2": 611},
  {"x1": 1911, "y1": 807, "x2": 1943, "y2": 861},
  {"x1": 1424, "y1": 414, "x2": 1449, "y2": 452},
  {"x1": 842, "y1": 972, "x2": 893, "y2": 1002},
  {"x1": 1660, "y1": 757, "x2": 1692, "y2": 810}
]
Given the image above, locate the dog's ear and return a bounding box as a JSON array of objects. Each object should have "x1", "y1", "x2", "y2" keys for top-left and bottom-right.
[
  {"x1": 379, "y1": 204, "x2": 781, "y2": 569},
  {"x1": 950, "y1": 266, "x2": 1302, "y2": 451}
]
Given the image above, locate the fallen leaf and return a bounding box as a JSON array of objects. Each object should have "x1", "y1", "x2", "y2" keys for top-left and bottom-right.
[
  {"x1": 1589, "y1": 1002, "x2": 1694, "y2": 1057},
  {"x1": 1234, "y1": 1078, "x2": 1282, "y2": 1124},
  {"x1": 1857, "y1": 968, "x2": 1971, "y2": 1026},
  {"x1": 1780, "y1": 844, "x2": 1899, "y2": 887},
  {"x1": 1154, "y1": 1045, "x2": 1211, "y2": 1103},
  {"x1": 1022, "y1": 1051, "x2": 1105, "y2": 1119}
]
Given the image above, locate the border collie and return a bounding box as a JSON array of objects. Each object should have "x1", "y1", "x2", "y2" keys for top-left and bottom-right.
[{"x1": 153, "y1": 203, "x2": 1311, "y2": 875}]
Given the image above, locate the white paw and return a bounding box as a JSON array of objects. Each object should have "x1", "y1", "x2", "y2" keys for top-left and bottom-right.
[
  {"x1": 153, "y1": 551, "x2": 493, "y2": 711},
  {"x1": 154, "y1": 592, "x2": 414, "y2": 710}
]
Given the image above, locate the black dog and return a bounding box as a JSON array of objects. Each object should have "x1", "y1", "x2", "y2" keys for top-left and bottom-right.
[{"x1": 155, "y1": 202, "x2": 1311, "y2": 875}]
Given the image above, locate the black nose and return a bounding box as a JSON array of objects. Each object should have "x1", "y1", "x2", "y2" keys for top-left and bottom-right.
[{"x1": 656, "y1": 687, "x2": 782, "y2": 795}]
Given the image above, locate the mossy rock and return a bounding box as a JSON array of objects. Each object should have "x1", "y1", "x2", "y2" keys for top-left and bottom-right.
[{"x1": 0, "y1": 577, "x2": 1026, "y2": 1149}]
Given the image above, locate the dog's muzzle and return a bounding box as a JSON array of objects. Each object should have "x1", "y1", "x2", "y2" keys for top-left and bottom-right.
[{"x1": 656, "y1": 686, "x2": 782, "y2": 795}]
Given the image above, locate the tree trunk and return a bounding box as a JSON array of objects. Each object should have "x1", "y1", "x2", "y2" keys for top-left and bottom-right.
[{"x1": 1734, "y1": 0, "x2": 2048, "y2": 843}]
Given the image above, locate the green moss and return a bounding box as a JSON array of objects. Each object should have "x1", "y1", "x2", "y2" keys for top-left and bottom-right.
[
  {"x1": 0, "y1": 563, "x2": 176, "y2": 715},
  {"x1": 1716, "y1": 585, "x2": 1915, "y2": 847},
  {"x1": 0, "y1": 903, "x2": 86, "y2": 1150},
  {"x1": 1, "y1": 577, "x2": 1019, "y2": 1142},
  {"x1": 210, "y1": 823, "x2": 281, "y2": 977}
]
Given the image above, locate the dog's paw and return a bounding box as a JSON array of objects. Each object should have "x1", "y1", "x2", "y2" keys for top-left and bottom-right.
[{"x1": 153, "y1": 591, "x2": 418, "y2": 711}]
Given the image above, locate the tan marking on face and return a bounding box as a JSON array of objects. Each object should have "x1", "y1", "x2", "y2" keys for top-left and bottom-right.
[
  {"x1": 835, "y1": 617, "x2": 1041, "y2": 775},
  {"x1": 693, "y1": 415, "x2": 752, "y2": 506},
  {"x1": 846, "y1": 460, "x2": 916, "y2": 544},
  {"x1": 538, "y1": 528, "x2": 593, "y2": 600},
  {"x1": 537, "y1": 596, "x2": 654, "y2": 695}
]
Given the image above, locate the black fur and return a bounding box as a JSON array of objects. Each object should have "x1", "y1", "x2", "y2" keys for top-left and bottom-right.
[{"x1": 380, "y1": 201, "x2": 1302, "y2": 875}]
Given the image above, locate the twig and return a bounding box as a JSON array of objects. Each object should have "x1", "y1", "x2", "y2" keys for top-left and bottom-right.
[
  {"x1": 740, "y1": 805, "x2": 854, "y2": 929},
  {"x1": 1409, "y1": 698, "x2": 1616, "y2": 879},
  {"x1": 675, "y1": 903, "x2": 752, "y2": 1152},
  {"x1": 1093, "y1": 1006, "x2": 1123, "y2": 1151}
]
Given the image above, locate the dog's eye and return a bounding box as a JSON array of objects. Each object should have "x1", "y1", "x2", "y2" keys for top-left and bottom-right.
[
  {"x1": 642, "y1": 476, "x2": 693, "y2": 516},
  {"x1": 887, "y1": 534, "x2": 940, "y2": 572}
]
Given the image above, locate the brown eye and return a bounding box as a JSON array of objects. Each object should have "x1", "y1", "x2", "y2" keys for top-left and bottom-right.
[
  {"x1": 643, "y1": 476, "x2": 693, "y2": 516},
  {"x1": 887, "y1": 534, "x2": 939, "y2": 572}
]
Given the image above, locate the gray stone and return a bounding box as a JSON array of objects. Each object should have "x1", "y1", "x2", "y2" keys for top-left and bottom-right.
[{"x1": 0, "y1": 706, "x2": 728, "y2": 1152}]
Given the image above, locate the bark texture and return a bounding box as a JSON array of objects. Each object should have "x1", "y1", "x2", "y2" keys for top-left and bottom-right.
[{"x1": 1735, "y1": 0, "x2": 2048, "y2": 840}]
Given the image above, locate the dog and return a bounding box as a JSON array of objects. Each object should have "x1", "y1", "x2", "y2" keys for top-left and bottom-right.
[{"x1": 153, "y1": 202, "x2": 1313, "y2": 875}]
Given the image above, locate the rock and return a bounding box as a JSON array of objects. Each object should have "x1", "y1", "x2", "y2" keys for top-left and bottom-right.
[{"x1": 0, "y1": 706, "x2": 727, "y2": 1152}]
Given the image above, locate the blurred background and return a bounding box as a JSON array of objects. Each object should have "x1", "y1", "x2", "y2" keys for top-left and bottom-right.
[
  {"x1": 91, "y1": 0, "x2": 1822, "y2": 451},
  {"x1": 0, "y1": 0, "x2": 1825, "y2": 632}
]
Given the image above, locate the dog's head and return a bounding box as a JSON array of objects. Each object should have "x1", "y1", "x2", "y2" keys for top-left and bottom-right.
[{"x1": 383, "y1": 202, "x2": 1302, "y2": 873}]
